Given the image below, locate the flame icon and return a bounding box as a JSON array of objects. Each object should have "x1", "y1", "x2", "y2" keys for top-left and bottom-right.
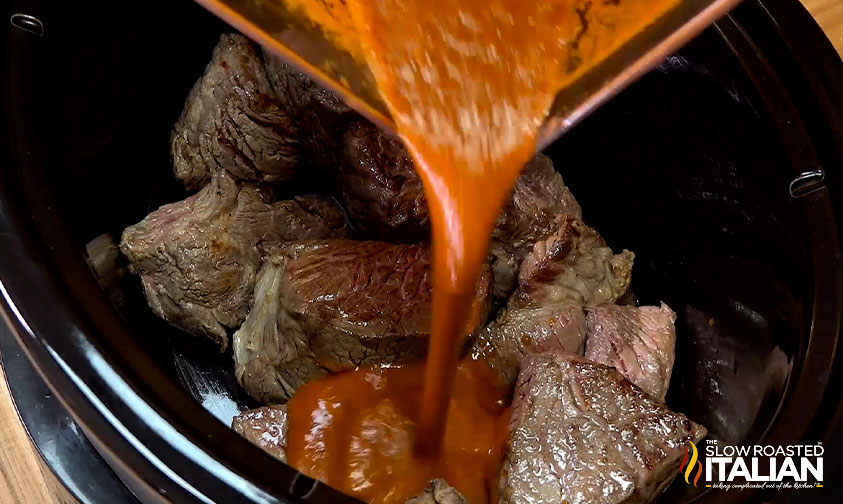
[{"x1": 680, "y1": 441, "x2": 703, "y2": 487}]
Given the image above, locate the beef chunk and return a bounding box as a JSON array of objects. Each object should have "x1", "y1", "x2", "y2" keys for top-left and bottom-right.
[
  {"x1": 234, "y1": 241, "x2": 493, "y2": 403},
  {"x1": 85, "y1": 233, "x2": 127, "y2": 311},
  {"x1": 263, "y1": 55, "x2": 357, "y2": 174},
  {"x1": 501, "y1": 354, "x2": 706, "y2": 504},
  {"x1": 489, "y1": 154, "x2": 582, "y2": 301},
  {"x1": 339, "y1": 121, "x2": 429, "y2": 241},
  {"x1": 120, "y1": 172, "x2": 350, "y2": 349},
  {"x1": 473, "y1": 217, "x2": 633, "y2": 385},
  {"x1": 233, "y1": 257, "x2": 324, "y2": 403},
  {"x1": 171, "y1": 34, "x2": 300, "y2": 190},
  {"x1": 232, "y1": 405, "x2": 288, "y2": 463},
  {"x1": 262, "y1": 65, "x2": 427, "y2": 239},
  {"x1": 472, "y1": 304, "x2": 587, "y2": 388},
  {"x1": 585, "y1": 303, "x2": 677, "y2": 401},
  {"x1": 404, "y1": 480, "x2": 466, "y2": 504},
  {"x1": 513, "y1": 215, "x2": 634, "y2": 308}
]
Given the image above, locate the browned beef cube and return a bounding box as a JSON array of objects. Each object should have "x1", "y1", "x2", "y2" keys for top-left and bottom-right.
[
  {"x1": 489, "y1": 154, "x2": 582, "y2": 301},
  {"x1": 585, "y1": 303, "x2": 677, "y2": 401},
  {"x1": 332, "y1": 148, "x2": 580, "y2": 294},
  {"x1": 339, "y1": 121, "x2": 429, "y2": 241},
  {"x1": 501, "y1": 354, "x2": 706, "y2": 504},
  {"x1": 405, "y1": 480, "x2": 466, "y2": 504},
  {"x1": 512, "y1": 215, "x2": 634, "y2": 308},
  {"x1": 171, "y1": 34, "x2": 300, "y2": 190},
  {"x1": 263, "y1": 54, "x2": 357, "y2": 174},
  {"x1": 472, "y1": 304, "x2": 587, "y2": 387},
  {"x1": 232, "y1": 404, "x2": 288, "y2": 463},
  {"x1": 473, "y1": 217, "x2": 633, "y2": 385},
  {"x1": 234, "y1": 241, "x2": 493, "y2": 403},
  {"x1": 120, "y1": 172, "x2": 350, "y2": 349}
]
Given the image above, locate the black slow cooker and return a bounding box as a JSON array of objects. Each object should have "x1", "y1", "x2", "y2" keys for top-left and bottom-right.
[{"x1": 1, "y1": 0, "x2": 841, "y2": 502}]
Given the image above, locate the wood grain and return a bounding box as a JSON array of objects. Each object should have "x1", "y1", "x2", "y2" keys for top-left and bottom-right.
[
  {"x1": 0, "y1": 370, "x2": 77, "y2": 504},
  {"x1": 0, "y1": 2, "x2": 840, "y2": 503},
  {"x1": 807, "y1": 0, "x2": 843, "y2": 54}
]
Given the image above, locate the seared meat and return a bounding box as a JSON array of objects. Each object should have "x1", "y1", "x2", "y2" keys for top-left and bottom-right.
[
  {"x1": 233, "y1": 258, "x2": 319, "y2": 403},
  {"x1": 232, "y1": 405, "x2": 288, "y2": 463},
  {"x1": 473, "y1": 305, "x2": 587, "y2": 387},
  {"x1": 171, "y1": 34, "x2": 299, "y2": 190},
  {"x1": 234, "y1": 241, "x2": 493, "y2": 403},
  {"x1": 512, "y1": 215, "x2": 634, "y2": 308},
  {"x1": 487, "y1": 250, "x2": 520, "y2": 304},
  {"x1": 266, "y1": 62, "x2": 427, "y2": 239},
  {"x1": 263, "y1": 55, "x2": 357, "y2": 174},
  {"x1": 339, "y1": 121, "x2": 429, "y2": 241},
  {"x1": 489, "y1": 154, "x2": 582, "y2": 301},
  {"x1": 473, "y1": 217, "x2": 633, "y2": 385},
  {"x1": 85, "y1": 233, "x2": 127, "y2": 311},
  {"x1": 338, "y1": 128, "x2": 575, "y2": 247},
  {"x1": 120, "y1": 172, "x2": 350, "y2": 349},
  {"x1": 405, "y1": 480, "x2": 466, "y2": 504},
  {"x1": 501, "y1": 354, "x2": 706, "y2": 504},
  {"x1": 585, "y1": 303, "x2": 677, "y2": 401}
]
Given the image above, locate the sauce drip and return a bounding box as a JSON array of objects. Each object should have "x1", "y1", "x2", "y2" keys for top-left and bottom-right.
[
  {"x1": 345, "y1": 0, "x2": 561, "y2": 454},
  {"x1": 282, "y1": 0, "x2": 679, "y2": 501},
  {"x1": 286, "y1": 360, "x2": 511, "y2": 504}
]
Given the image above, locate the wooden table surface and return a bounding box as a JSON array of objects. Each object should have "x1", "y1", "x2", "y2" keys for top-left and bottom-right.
[{"x1": 1, "y1": 2, "x2": 841, "y2": 503}]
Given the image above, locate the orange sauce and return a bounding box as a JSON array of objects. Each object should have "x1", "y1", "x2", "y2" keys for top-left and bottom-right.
[
  {"x1": 282, "y1": 0, "x2": 679, "y2": 501},
  {"x1": 286, "y1": 360, "x2": 511, "y2": 504}
]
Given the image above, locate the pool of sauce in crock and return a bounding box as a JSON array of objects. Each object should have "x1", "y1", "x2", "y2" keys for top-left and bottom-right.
[
  {"x1": 281, "y1": 0, "x2": 679, "y2": 501},
  {"x1": 286, "y1": 359, "x2": 511, "y2": 504}
]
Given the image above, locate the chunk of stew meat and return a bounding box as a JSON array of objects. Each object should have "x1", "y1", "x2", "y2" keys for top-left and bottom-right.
[
  {"x1": 232, "y1": 404, "x2": 289, "y2": 463},
  {"x1": 120, "y1": 171, "x2": 350, "y2": 349},
  {"x1": 585, "y1": 303, "x2": 677, "y2": 401},
  {"x1": 473, "y1": 216, "x2": 634, "y2": 386},
  {"x1": 489, "y1": 153, "x2": 583, "y2": 301},
  {"x1": 501, "y1": 354, "x2": 706, "y2": 504},
  {"x1": 338, "y1": 120, "x2": 429, "y2": 241},
  {"x1": 233, "y1": 240, "x2": 493, "y2": 403},
  {"x1": 171, "y1": 34, "x2": 300, "y2": 189},
  {"x1": 262, "y1": 54, "x2": 358, "y2": 174}
]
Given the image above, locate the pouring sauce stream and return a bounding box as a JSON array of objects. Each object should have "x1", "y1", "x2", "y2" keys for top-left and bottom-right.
[{"x1": 283, "y1": 0, "x2": 679, "y2": 501}]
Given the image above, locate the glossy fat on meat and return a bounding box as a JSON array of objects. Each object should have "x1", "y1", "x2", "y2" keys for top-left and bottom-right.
[
  {"x1": 489, "y1": 154, "x2": 583, "y2": 301},
  {"x1": 120, "y1": 171, "x2": 350, "y2": 349},
  {"x1": 501, "y1": 354, "x2": 706, "y2": 504},
  {"x1": 473, "y1": 217, "x2": 633, "y2": 386},
  {"x1": 234, "y1": 241, "x2": 493, "y2": 403},
  {"x1": 232, "y1": 405, "x2": 289, "y2": 463},
  {"x1": 171, "y1": 34, "x2": 300, "y2": 189},
  {"x1": 339, "y1": 121, "x2": 430, "y2": 241},
  {"x1": 233, "y1": 256, "x2": 328, "y2": 402},
  {"x1": 585, "y1": 303, "x2": 677, "y2": 401},
  {"x1": 404, "y1": 480, "x2": 467, "y2": 504}
]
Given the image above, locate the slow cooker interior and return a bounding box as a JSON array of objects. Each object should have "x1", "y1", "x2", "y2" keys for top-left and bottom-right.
[{"x1": 35, "y1": 0, "x2": 815, "y2": 501}]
